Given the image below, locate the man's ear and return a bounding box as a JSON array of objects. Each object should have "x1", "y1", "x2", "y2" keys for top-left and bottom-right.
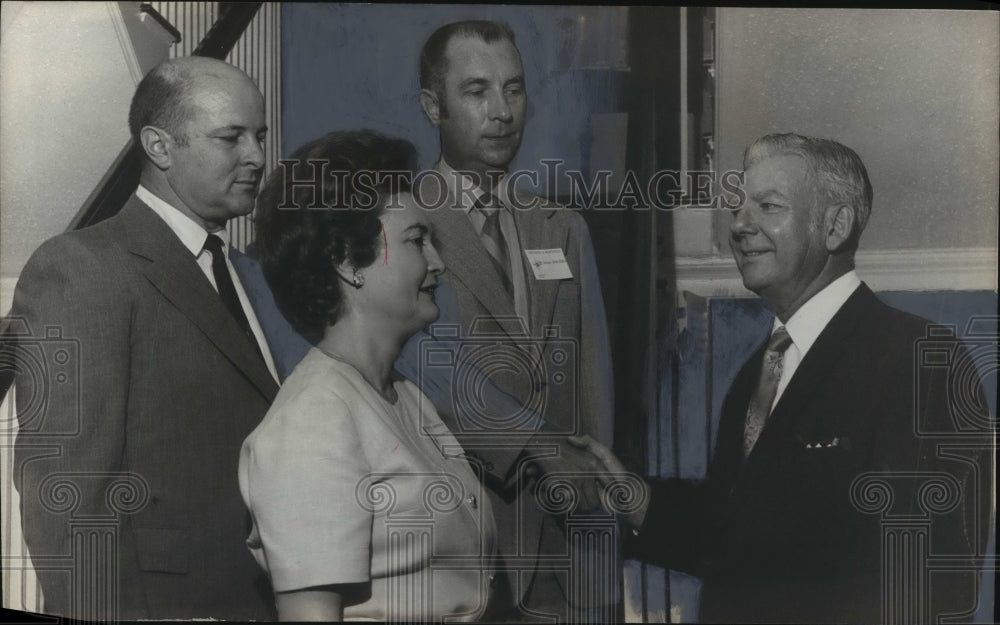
[
  {"x1": 139, "y1": 126, "x2": 172, "y2": 171},
  {"x1": 823, "y1": 203, "x2": 856, "y2": 252},
  {"x1": 419, "y1": 89, "x2": 442, "y2": 126}
]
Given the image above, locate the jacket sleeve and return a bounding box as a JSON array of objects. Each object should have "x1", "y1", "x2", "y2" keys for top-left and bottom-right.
[
  {"x1": 624, "y1": 477, "x2": 712, "y2": 575},
  {"x1": 570, "y1": 214, "x2": 615, "y2": 446},
  {"x1": 8, "y1": 235, "x2": 132, "y2": 617}
]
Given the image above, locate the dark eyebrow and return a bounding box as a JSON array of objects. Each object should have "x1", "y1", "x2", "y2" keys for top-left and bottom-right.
[
  {"x1": 503, "y1": 76, "x2": 525, "y2": 88},
  {"x1": 458, "y1": 77, "x2": 490, "y2": 90}
]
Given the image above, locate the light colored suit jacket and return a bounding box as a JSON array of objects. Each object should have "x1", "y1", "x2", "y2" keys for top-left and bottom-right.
[
  {"x1": 9, "y1": 196, "x2": 278, "y2": 620},
  {"x1": 398, "y1": 164, "x2": 616, "y2": 609},
  {"x1": 409, "y1": 162, "x2": 614, "y2": 446}
]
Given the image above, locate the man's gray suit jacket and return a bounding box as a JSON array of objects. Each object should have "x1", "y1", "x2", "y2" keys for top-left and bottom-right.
[{"x1": 9, "y1": 196, "x2": 278, "y2": 620}]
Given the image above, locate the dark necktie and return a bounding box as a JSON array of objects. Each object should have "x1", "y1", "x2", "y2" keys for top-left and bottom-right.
[
  {"x1": 472, "y1": 193, "x2": 513, "y2": 296},
  {"x1": 203, "y1": 234, "x2": 264, "y2": 360},
  {"x1": 743, "y1": 326, "x2": 793, "y2": 458}
]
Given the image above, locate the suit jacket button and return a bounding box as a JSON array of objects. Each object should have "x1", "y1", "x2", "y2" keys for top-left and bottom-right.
[
  {"x1": 485, "y1": 462, "x2": 494, "y2": 472},
  {"x1": 489, "y1": 574, "x2": 496, "y2": 587}
]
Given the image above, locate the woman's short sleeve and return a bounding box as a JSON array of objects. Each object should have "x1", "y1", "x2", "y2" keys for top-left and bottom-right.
[{"x1": 241, "y1": 381, "x2": 371, "y2": 592}]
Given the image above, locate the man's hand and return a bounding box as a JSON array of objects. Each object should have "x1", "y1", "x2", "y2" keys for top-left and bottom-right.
[
  {"x1": 566, "y1": 436, "x2": 650, "y2": 530},
  {"x1": 526, "y1": 434, "x2": 606, "y2": 513},
  {"x1": 525, "y1": 435, "x2": 650, "y2": 526}
]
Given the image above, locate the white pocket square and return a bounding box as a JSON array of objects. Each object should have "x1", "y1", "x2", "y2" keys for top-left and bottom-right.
[{"x1": 802, "y1": 436, "x2": 851, "y2": 450}]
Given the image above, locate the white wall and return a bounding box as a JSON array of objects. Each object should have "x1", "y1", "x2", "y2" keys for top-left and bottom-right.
[
  {"x1": 676, "y1": 8, "x2": 999, "y2": 295},
  {"x1": 1, "y1": 3, "x2": 147, "y2": 289}
]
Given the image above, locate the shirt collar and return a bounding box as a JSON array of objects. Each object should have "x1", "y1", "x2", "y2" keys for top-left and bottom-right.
[
  {"x1": 773, "y1": 270, "x2": 862, "y2": 358},
  {"x1": 436, "y1": 158, "x2": 510, "y2": 215},
  {"x1": 135, "y1": 184, "x2": 227, "y2": 255}
]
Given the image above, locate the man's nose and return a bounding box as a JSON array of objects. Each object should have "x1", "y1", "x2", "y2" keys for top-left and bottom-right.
[
  {"x1": 488, "y1": 90, "x2": 514, "y2": 122},
  {"x1": 729, "y1": 205, "x2": 756, "y2": 239},
  {"x1": 243, "y1": 135, "x2": 266, "y2": 168}
]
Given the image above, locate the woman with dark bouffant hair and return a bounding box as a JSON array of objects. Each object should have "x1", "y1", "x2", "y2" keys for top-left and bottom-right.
[{"x1": 238, "y1": 130, "x2": 496, "y2": 621}]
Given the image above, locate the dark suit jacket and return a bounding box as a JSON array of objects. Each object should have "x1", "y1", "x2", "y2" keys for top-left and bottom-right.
[
  {"x1": 9, "y1": 196, "x2": 278, "y2": 620},
  {"x1": 629, "y1": 284, "x2": 992, "y2": 623}
]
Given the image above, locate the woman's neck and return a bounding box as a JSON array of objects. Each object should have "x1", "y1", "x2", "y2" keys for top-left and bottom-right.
[{"x1": 317, "y1": 316, "x2": 403, "y2": 399}]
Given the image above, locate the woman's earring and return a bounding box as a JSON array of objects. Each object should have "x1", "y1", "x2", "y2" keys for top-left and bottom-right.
[{"x1": 352, "y1": 272, "x2": 365, "y2": 289}]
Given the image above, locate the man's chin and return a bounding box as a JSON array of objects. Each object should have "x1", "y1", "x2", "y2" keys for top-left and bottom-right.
[
  {"x1": 228, "y1": 200, "x2": 257, "y2": 217},
  {"x1": 737, "y1": 270, "x2": 767, "y2": 295},
  {"x1": 482, "y1": 145, "x2": 521, "y2": 168}
]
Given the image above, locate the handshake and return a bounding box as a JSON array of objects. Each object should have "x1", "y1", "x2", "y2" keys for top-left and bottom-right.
[{"x1": 525, "y1": 434, "x2": 651, "y2": 530}]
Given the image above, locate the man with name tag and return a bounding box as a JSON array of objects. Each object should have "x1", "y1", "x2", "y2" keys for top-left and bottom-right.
[
  {"x1": 401, "y1": 19, "x2": 617, "y2": 621},
  {"x1": 584, "y1": 133, "x2": 993, "y2": 623}
]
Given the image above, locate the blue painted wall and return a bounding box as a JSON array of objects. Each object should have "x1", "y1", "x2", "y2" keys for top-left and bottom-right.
[{"x1": 281, "y1": 4, "x2": 626, "y2": 180}]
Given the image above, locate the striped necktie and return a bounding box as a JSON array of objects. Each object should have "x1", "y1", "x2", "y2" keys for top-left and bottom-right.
[{"x1": 473, "y1": 193, "x2": 513, "y2": 295}]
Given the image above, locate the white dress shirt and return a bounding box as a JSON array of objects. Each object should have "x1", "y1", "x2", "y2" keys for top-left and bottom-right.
[
  {"x1": 770, "y1": 270, "x2": 862, "y2": 411},
  {"x1": 136, "y1": 185, "x2": 279, "y2": 382},
  {"x1": 437, "y1": 159, "x2": 531, "y2": 323}
]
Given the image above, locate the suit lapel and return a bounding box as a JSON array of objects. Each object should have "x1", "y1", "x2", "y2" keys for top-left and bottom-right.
[
  {"x1": 516, "y1": 203, "x2": 564, "y2": 335},
  {"x1": 765, "y1": 284, "x2": 870, "y2": 430},
  {"x1": 711, "y1": 350, "x2": 764, "y2": 488},
  {"x1": 421, "y1": 168, "x2": 517, "y2": 325},
  {"x1": 419, "y1": 167, "x2": 571, "y2": 343},
  {"x1": 120, "y1": 197, "x2": 278, "y2": 401},
  {"x1": 726, "y1": 284, "x2": 873, "y2": 508}
]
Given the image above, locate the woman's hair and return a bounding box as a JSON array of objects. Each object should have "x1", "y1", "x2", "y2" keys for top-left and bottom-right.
[{"x1": 253, "y1": 129, "x2": 417, "y2": 343}]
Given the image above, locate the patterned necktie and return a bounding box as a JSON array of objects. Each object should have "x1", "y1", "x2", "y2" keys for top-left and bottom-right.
[
  {"x1": 203, "y1": 234, "x2": 264, "y2": 360},
  {"x1": 743, "y1": 326, "x2": 793, "y2": 458},
  {"x1": 473, "y1": 193, "x2": 513, "y2": 295}
]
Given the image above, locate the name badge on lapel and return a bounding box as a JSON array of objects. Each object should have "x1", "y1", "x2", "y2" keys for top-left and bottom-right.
[{"x1": 524, "y1": 248, "x2": 573, "y2": 280}]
